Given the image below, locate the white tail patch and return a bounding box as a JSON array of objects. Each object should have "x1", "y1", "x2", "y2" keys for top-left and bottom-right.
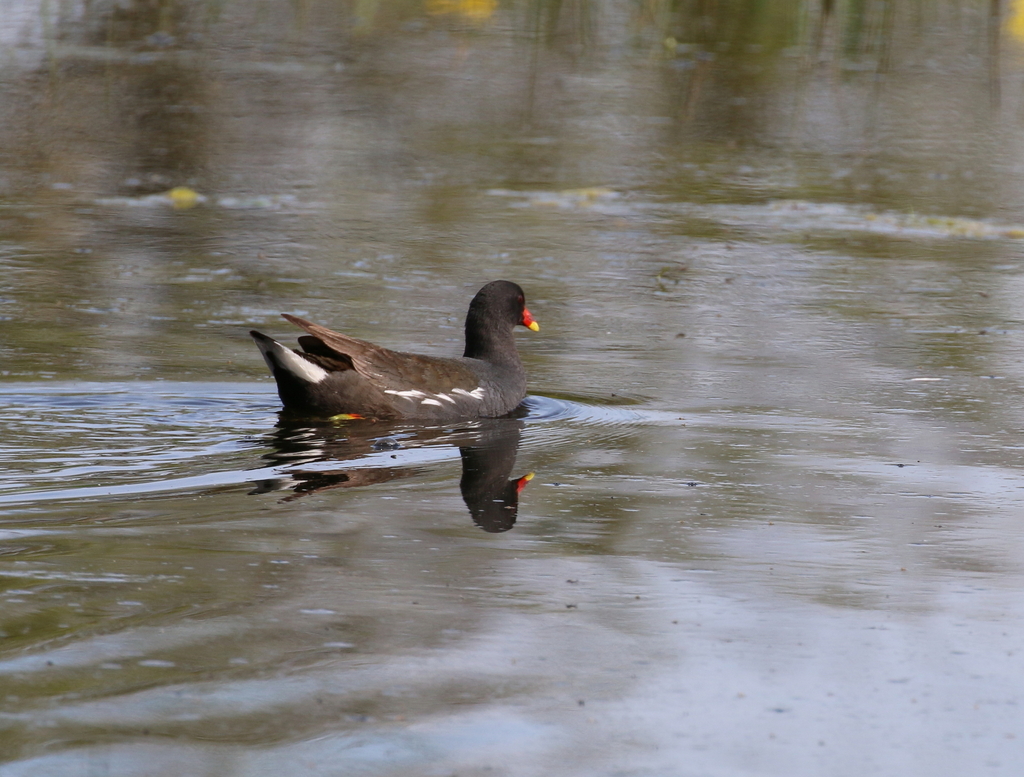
[{"x1": 253, "y1": 335, "x2": 329, "y2": 384}]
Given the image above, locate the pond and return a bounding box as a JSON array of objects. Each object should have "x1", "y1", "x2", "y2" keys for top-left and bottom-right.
[{"x1": 3, "y1": 0, "x2": 1024, "y2": 774}]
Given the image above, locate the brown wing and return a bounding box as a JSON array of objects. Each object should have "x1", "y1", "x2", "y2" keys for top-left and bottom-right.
[{"x1": 282, "y1": 314, "x2": 480, "y2": 393}]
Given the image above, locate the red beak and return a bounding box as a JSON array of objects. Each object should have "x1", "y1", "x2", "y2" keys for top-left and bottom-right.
[{"x1": 521, "y1": 308, "x2": 540, "y2": 332}]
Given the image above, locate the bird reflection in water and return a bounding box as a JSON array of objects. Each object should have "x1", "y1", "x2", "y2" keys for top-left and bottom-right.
[{"x1": 250, "y1": 416, "x2": 532, "y2": 532}]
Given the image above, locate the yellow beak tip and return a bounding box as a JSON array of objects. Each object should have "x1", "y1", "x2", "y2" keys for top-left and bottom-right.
[{"x1": 527, "y1": 321, "x2": 540, "y2": 332}]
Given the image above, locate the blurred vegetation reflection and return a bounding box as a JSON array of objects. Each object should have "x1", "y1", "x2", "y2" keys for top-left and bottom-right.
[{"x1": 0, "y1": 0, "x2": 1020, "y2": 387}]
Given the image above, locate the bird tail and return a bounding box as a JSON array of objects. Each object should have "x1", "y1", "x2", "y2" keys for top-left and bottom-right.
[{"x1": 250, "y1": 330, "x2": 329, "y2": 384}]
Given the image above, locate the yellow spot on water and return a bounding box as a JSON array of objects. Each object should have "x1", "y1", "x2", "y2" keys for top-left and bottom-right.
[
  {"x1": 1009, "y1": 0, "x2": 1024, "y2": 42},
  {"x1": 425, "y1": 0, "x2": 496, "y2": 22},
  {"x1": 167, "y1": 187, "x2": 201, "y2": 210}
]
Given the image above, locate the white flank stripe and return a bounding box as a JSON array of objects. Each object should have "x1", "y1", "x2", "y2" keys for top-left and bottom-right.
[
  {"x1": 452, "y1": 387, "x2": 485, "y2": 400},
  {"x1": 420, "y1": 398, "x2": 443, "y2": 407},
  {"x1": 385, "y1": 389, "x2": 427, "y2": 399},
  {"x1": 435, "y1": 393, "x2": 457, "y2": 404}
]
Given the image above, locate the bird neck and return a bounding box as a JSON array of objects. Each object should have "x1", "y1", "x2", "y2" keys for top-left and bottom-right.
[{"x1": 463, "y1": 316, "x2": 517, "y2": 363}]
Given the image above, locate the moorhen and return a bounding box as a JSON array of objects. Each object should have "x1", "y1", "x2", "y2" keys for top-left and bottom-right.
[{"x1": 250, "y1": 280, "x2": 540, "y2": 420}]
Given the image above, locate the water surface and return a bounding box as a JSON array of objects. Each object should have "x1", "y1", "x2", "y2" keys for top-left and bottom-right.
[{"x1": 3, "y1": 1, "x2": 1024, "y2": 774}]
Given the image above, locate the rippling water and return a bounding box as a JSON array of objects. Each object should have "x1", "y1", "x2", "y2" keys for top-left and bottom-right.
[
  {"x1": 5, "y1": 0, "x2": 1024, "y2": 774},
  {"x1": 0, "y1": 385, "x2": 658, "y2": 506}
]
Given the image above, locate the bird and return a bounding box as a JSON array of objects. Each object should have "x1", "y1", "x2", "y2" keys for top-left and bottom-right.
[{"x1": 250, "y1": 280, "x2": 540, "y2": 420}]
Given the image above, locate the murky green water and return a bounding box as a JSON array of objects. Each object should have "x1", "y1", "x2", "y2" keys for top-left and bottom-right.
[{"x1": 4, "y1": 1, "x2": 1024, "y2": 774}]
